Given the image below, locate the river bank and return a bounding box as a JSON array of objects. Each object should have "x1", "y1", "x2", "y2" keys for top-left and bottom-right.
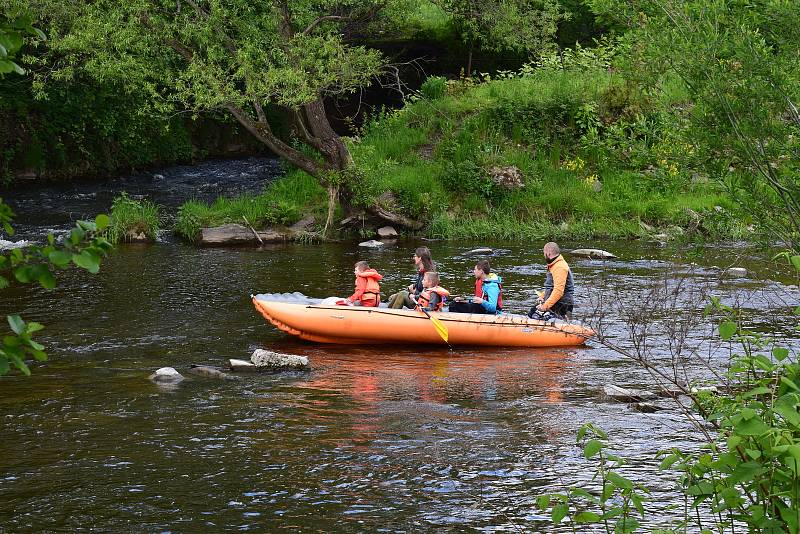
[{"x1": 173, "y1": 71, "x2": 751, "y2": 244}]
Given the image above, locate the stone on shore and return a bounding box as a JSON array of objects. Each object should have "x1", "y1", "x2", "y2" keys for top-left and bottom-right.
[
  {"x1": 603, "y1": 384, "x2": 657, "y2": 403},
  {"x1": 149, "y1": 367, "x2": 184, "y2": 382},
  {"x1": 570, "y1": 248, "x2": 617, "y2": 259},
  {"x1": 126, "y1": 229, "x2": 153, "y2": 243},
  {"x1": 359, "y1": 239, "x2": 384, "y2": 248},
  {"x1": 487, "y1": 165, "x2": 524, "y2": 190},
  {"x1": 290, "y1": 217, "x2": 315, "y2": 233},
  {"x1": 251, "y1": 349, "x2": 310, "y2": 371},
  {"x1": 198, "y1": 223, "x2": 290, "y2": 246},
  {"x1": 465, "y1": 247, "x2": 493, "y2": 255},
  {"x1": 377, "y1": 226, "x2": 398, "y2": 238}
]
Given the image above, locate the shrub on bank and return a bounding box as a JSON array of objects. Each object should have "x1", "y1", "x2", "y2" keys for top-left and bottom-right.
[{"x1": 106, "y1": 193, "x2": 160, "y2": 243}]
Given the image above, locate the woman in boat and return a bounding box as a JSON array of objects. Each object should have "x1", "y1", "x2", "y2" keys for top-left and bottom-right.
[{"x1": 387, "y1": 246, "x2": 435, "y2": 309}]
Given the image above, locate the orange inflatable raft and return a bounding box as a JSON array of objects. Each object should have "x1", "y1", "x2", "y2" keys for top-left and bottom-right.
[{"x1": 252, "y1": 297, "x2": 594, "y2": 347}]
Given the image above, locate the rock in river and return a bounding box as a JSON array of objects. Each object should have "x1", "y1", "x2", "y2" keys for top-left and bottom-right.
[
  {"x1": 603, "y1": 384, "x2": 657, "y2": 403},
  {"x1": 725, "y1": 267, "x2": 748, "y2": 278},
  {"x1": 465, "y1": 247, "x2": 493, "y2": 255},
  {"x1": 149, "y1": 367, "x2": 184, "y2": 382},
  {"x1": 359, "y1": 240, "x2": 384, "y2": 248},
  {"x1": 570, "y1": 248, "x2": 617, "y2": 259},
  {"x1": 188, "y1": 364, "x2": 230, "y2": 379},
  {"x1": 199, "y1": 223, "x2": 290, "y2": 246},
  {"x1": 251, "y1": 349, "x2": 311, "y2": 371}
]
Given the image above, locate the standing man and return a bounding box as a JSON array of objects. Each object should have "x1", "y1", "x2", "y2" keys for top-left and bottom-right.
[
  {"x1": 449, "y1": 259, "x2": 503, "y2": 314},
  {"x1": 531, "y1": 242, "x2": 574, "y2": 319}
]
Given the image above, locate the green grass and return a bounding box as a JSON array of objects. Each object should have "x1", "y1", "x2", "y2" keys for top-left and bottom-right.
[
  {"x1": 174, "y1": 171, "x2": 325, "y2": 241},
  {"x1": 175, "y1": 66, "x2": 749, "y2": 242},
  {"x1": 106, "y1": 192, "x2": 160, "y2": 243}
]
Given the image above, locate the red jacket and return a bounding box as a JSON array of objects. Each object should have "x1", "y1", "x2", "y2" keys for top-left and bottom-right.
[{"x1": 349, "y1": 268, "x2": 383, "y2": 306}]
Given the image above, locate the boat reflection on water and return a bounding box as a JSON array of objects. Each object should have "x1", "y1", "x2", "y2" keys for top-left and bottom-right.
[{"x1": 280, "y1": 345, "x2": 581, "y2": 447}]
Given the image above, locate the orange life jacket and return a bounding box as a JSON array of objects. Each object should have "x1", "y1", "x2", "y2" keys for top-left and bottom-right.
[
  {"x1": 350, "y1": 268, "x2": 382, "y2": 306},
  {"x1": 417, "y1": 286, "x2": 450, "y2": 311}
]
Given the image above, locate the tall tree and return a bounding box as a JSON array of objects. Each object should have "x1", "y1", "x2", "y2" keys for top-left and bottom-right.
[
  {"x1": 27, "y1": 0, "x2": 395, "y2": 233},
  {"x1": 432, "y1": 0, "x2": 565, "y2": 76}
]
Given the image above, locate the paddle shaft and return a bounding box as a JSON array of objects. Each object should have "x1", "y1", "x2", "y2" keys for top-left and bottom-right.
[{"x1": 410, "y1": 295, "x2": 451, "y2": 349}]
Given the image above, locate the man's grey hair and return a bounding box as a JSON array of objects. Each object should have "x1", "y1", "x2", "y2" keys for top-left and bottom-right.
[{"x1": 543, "y1": 242, "x2": 560, "y2": 256}]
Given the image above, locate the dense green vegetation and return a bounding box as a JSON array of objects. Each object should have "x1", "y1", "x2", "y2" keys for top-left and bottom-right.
[{"x1": 176, "y1": 59, "x2": 744, "y2": 241}]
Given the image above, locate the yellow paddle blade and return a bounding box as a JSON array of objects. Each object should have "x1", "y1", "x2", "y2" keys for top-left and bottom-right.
[{"x1": 429, "y1": 314, "x2": 449, "y2": 343}]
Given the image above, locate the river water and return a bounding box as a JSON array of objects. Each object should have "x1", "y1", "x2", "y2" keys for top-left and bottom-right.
[{"x1": 1, "y1": 159, "x2": 798, "y2": 532}]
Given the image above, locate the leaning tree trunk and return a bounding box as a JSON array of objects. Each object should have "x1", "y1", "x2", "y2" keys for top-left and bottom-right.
[{"x1": 298, "y1": 100, "x2": 353, "y2": 236}]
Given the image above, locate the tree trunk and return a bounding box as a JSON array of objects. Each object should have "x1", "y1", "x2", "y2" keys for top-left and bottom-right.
[{"x1": 466, "y1": 42, "x2": 473, "y2": 78}]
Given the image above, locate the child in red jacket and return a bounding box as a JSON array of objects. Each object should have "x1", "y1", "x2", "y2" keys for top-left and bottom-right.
[{"x1": 345, "y1": 261, "x2": 383, "y2": 307}]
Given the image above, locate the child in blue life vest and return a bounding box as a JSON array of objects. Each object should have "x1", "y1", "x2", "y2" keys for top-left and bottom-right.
[
  {"x1": 345, "y1": 261, "x2": 383, "y2": 307},
  {"x1": 416, "y1": 272, "x2": 450, "y2": 312}
]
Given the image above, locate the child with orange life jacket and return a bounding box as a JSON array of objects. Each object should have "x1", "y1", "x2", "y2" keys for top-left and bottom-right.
[
  {"x1": 415, "y1": 271, "x2": 450, "y2": 312},
  {"x1": 345, "y1": 261, "x2": 383, "y2": 307}
]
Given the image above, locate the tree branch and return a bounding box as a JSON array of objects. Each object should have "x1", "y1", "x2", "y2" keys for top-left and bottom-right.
[{"x1": 302, "y1": 15, "x2": 349, "y2": 35}]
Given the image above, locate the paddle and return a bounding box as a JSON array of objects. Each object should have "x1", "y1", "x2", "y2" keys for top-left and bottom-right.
[{"x1": 410, "y1": 295, "x2": 449, "y2": 344}]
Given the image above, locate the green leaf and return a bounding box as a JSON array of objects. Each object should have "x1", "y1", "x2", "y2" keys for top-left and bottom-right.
[
  {"x1": 743, "y1": 386, "x2": 771, "y2": 398},
  {"x1": 13, "y1": 265, "x2": 33, "y2": 283},
  {"x1": 9, "y1": 353, "x2": 30, "y2": 376},
  {"x1": 773, "y1": 347, "x2": 790, "y2": 361},
  {"x1": 72, "y1": 251, "x2": 99, "y2": 274},
  {"x1": 735, "y1": 415, "x2": 769, "y2": 436},
  {"x1": 552, "y1": 503, "x2": 569, "y2": 524},
  {"x1": 536, "y1": 495, "x2": 551, "y2": 510},
  {"x1": 584, "y1": 439, "x2": 603, "y2": 458},
  {"x1": 0, "y1": 355, "x2": 9, "y2": 375},
  {"x1": 719, "y1": 320, "x2": 737, "y2": 340},
  {"x1": 37, "y1": 269, "x2": 56, "y2": 290},
  {"x1": 659, "y1": 454, "x2": 680, "y2": 470},
  {"x1": 0, "y1": 59, "x2": 16, "y2": 73},
  {"x1": 790, "y1": 255, "x2": 800, "y2": 272},
  {"x1": 7, "y1": 314, "x2": 25, "y2": 335},
  {"x1": 729, "y1": 461, "x2": 764, "y2": 484},
  {"x1": 782, "y1": 376, "x2": 800, "y2": 392},
  {"x1": 574, "y1": 511, "x2": 601, "y2": 523},
  {"x1": 48, "y1": 250, "x2": 72, "y2": 268},
  {"x1": 26, "y1": 322, "x2": 44, "y2": 333},
  {"x1": 0, "y1": 276, "x2": 9, "y2": 289},
  {"x1": 95, "y1": 214, "x2": 110, "y2": 231},
  {"x1": 606, "y1": 471, "x2": 633, "y2": 490},
  {"x1": 775, "y1": 401, "x2": 800, "y2": 427},
  {"x1": 615, "y1": 516, "x2": 640, "y2": 534}
]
